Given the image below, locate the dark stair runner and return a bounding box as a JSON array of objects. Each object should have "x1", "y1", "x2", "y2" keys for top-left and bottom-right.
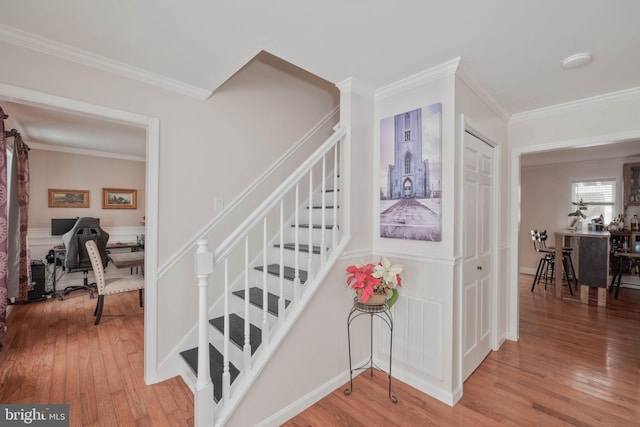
[
  {"x1": 274, "y1": 243, "x2": 321, "y2": 254},
  {"x1": 254, "y1": 264, "x2": 307, "y2": 284},
  {"x1": 179, "y1": 344, "x2": 240, "y2": 402},
  {"x1": 210, "y1": 313, "x2": 262, "y2": 356},
  {"x1": 233, "y1": 287, "x2": 290, "y2": 316}
]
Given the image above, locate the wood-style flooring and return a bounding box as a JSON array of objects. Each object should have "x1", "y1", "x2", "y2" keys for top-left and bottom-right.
[
  {"x1": 2, "y1": 275, "x2": 639, "y2": 426},
  {"x1": 284, "y1": 276, "x2": 640, "y2": 426},
  {"x1": 0, "y1": 289, "x2": 194, "y2": 426}
]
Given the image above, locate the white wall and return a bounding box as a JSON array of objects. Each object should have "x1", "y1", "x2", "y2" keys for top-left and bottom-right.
[
  {"x1": 371, "y1": 67, "x2": 458, "y2": 403},
  {"x1": 454, "y1": 76, "x2": 509, "y2": 376},
  {"x1": 0, "y1": 42, "x2": 339, "y2": 376}
]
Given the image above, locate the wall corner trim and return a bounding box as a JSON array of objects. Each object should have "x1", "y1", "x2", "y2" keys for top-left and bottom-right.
[{"x1": 374, "y1": 57, "x2": 460, "y2": 101}]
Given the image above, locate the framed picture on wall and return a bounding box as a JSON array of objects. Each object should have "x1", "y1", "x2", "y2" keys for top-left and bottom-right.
[
  {"x1": 48, "y1": 189, "x2": 90, "y2": 208},
  {"x1": 379, "y1": 103, "x2": 442, "y2": 241},
  {"x1": 102, "y1": 188, "x2": 137, "y2": 209},
  {"x1": 623, "y1": 162, "x2": 640, "y2": 206}
]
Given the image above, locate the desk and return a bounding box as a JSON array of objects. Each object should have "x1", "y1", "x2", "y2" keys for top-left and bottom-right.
[
  {"x1": 108, "y1": 251, "x2": 144, "y2": 269},
  {"x1": 554, "y1": 230, "x2": 610, "y2": 306},
  {"x1": 51, "y1": 242, "x2": 142, "y2": 294}
]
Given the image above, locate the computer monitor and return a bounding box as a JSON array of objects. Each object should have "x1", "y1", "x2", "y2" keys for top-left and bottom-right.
[{"x1": 51, "y1": 218, "x2": 79, "y2": 236}]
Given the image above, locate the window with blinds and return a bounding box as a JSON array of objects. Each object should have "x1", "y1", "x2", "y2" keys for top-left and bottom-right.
[{"x1": 571, "y1": 179, "x2": 616, "y2": 223}]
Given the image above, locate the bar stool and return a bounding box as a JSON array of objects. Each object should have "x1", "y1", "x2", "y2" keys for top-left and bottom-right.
[
  {"x1": 531, "y1": 230, "x2": 576, "y2": 295},
  {"x1": 609, "y1": 252, "x2": 640, "y2": 298}
]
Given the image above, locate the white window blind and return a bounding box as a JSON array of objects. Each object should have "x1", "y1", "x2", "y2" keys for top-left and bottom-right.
[{"x1": 571, "y1": 179, "x2": 616, "y2": 222}]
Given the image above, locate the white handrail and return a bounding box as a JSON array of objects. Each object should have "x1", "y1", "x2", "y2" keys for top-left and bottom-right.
[{"x1": 213, "y1": 125, "x2": 347, "y2": 262}]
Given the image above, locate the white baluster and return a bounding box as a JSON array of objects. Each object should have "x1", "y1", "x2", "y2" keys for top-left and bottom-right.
[
  {"x1": 293, "y1": 183, "x2": 301, "y2": 301},
  {"x1": 307, "y1": 170, "x2": 313, "y2": 283},
  {"x1": 261, "y1": 217, "x2": 269, "y2": 344},
  {"x1": 278, "y1": 199, "x2": 286, "y2": 318},
  {"x1": 320, "y1": 156, "x2": 327, "y2": 264},
  {"x1": 332, "y1": 144, "x2": 338, "y2": 249},
  {"x1": 222, "y1": 258, "x2": 230, "y2": 404},
  {"x1": 195, "y1": 240, "x2": 214, "y2": 426},
  {"x1": 243, "y1": 237, "x2": 251, "y2": 370}
]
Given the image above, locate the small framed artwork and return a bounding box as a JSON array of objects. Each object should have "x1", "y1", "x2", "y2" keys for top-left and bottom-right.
[
  {"x1": 48, "y1": 189, "x2": 90, "y2": 208},
  {"x1": 103, "y1": 188, "x2": 137, "y2": 209},
  {"x1": 623, "y1": 162, "x2": 640, "y2": 206}
]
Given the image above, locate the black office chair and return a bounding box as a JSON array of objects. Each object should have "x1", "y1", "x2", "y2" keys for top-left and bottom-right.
[{"x1": 60, "y1": 217, "x2": 109, "y2": 299}]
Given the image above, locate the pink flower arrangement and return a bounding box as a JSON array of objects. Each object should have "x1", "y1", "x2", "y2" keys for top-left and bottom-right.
[{"x1": 346, "y1": 257, "x2": 403, "y2": 307}]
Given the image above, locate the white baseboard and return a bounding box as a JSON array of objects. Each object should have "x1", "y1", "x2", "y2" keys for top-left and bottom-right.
[{"x1": 255, "y1": 366, "x2": 359, "y2": 427}]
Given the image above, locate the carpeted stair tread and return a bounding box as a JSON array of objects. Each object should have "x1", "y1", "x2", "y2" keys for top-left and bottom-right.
[
  {"x1": 274, "y1": 243, "x2": 321, "y2": 254},
  {"x1": 210, "y1": 313, "x2": 262, "y2": 355},
  {"x1": 233, "y1": 287, "x2": 290, "y2": 316},
  {"x1": 179, "y1": 344, "x2": 240, "y2": 402},
  {"x1": 254, "y1": 264, "x2": 307, "y2": 284},
  {"x1": 296, "y1": 223, "x2": 336, "y2": 229}
]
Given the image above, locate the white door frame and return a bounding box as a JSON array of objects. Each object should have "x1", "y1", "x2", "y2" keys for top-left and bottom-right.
[
  {"x1": 507, "y1": 130, "x2": 640, "y2": 341},
  {"x1": 458, "y1": 115, "x2": 500, "y2": 389},
  {"x1": 0, "y1": 82, "x2": 161, "y2": 383}
]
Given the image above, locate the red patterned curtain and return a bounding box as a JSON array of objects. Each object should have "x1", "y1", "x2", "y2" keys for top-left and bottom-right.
[
  {"x1": 0, "y1": 107, "x2": 8, "y2": 351},
  {"x1": 14, "y1": 135, "x2": 30, "y2": 302}
]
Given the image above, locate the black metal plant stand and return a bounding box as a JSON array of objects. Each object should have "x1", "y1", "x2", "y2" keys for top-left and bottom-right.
[{"x1": 344, "y1": 298, "x2": 397, "y2": 403}]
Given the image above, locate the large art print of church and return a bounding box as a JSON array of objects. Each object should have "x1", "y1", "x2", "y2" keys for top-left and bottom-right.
[
  {"x1": 386, "y1": 108, "x2": 432, "y2": 200},
  {"x1": 379, "y1": 104, "x2": 442, "y2": 242}
]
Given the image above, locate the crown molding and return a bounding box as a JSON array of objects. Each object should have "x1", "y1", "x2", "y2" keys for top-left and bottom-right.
[
  {"x1": 335, "y1": 77, "x2": 374, "y2": 100},
  {"x1": 375, "y1": 57, "x2": 461, "y2": 101},
  {"x1": 511, "y1": 86, "x2": 640, "y2": 123},
  {"x1": 0, "y1": 24, "x2": 212, "y2": 100},
  {"x1": 456, "y1": 61, "x2": 511, "y2": 123},
  {"x1": 28, "y1": 141, "x2": 145, "y2": 162}
]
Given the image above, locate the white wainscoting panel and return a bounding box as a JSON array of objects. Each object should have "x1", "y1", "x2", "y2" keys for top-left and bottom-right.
[{"x1": 376, "y1": 294, "x2": 444, "y2": 381}]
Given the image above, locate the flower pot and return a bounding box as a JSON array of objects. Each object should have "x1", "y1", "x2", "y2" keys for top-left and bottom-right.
[{"x1": 358, "y1": 293, "x2": 387, "y2": 305}]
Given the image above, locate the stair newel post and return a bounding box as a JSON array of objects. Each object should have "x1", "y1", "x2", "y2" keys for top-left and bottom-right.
[
  {"x1": 320, "y1": 155, "x2": 327, "y2": 264},
  {"x1": 222, "y1": 257, "x2": 231, "y2": 405},
  {"x1": 307, "y1": 169, "x2": 314, "y2": 281},
  {"x1": 261, "y1": 217, "x2": 270, "y2": 344},
  {"x1": 278, "y1": 199, "x2": 286, "y2": 318},
  {"x1": 293, "y1": 183, "x2": 301, "y2": 300},
  {"x1": 243, "y1": 237, "x2": 251, "y2": 370},
  {"x1": 194, "y1": 240, "x2": 214, "y2": 426},
  {"x1": 332, "y1": 143, "x2": 339, "y2": 249}
]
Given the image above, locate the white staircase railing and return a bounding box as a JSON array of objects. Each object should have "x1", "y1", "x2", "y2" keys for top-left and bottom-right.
[{"x1": 193, "y1": 124, "x2": 348, "y2": 426}]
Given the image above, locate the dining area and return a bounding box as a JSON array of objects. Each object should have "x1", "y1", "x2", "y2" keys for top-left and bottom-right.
[{"x1": 529, "y1": 227, "x2": 640, "y2": 306}]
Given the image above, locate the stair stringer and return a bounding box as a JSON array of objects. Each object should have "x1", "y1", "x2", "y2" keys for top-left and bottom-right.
[{"x1": 213, "y1": 234, "x2": 350, "y2": 426}]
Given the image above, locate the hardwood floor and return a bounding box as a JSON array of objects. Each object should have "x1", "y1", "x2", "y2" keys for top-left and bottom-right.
[
  {"x1": 284, "y1": 276, "x2": 640, "y2": 426},
  {"x1": 2, "y1": 275, "x2": 639, "y2": 426},
  {"x1": 0, "y1": 289, "x2": 194, "y2": 426}
]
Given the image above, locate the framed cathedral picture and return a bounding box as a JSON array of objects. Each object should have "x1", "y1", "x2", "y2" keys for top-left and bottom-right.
[{"x1": 379, "y1": 103, "x2": 442, "y2": 241}]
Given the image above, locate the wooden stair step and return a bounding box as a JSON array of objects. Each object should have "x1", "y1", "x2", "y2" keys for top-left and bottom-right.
[
  {"x1": 179, "y1": 344, "x2": 240, "y2": 403},
  {"x1": 233, "y1": 287, "x2": 290, "y2": 316},
  {"x1": 254, "y1": 264, "x2": 307, "y2": 284},
  {"x1": 210, "y1": 313, "x2": 262, "y2": 355}
]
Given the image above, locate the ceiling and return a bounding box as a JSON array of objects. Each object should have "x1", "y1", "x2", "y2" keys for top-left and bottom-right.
[{"x1": 1, "y1": 0, "x2": 640, "y2": 161}]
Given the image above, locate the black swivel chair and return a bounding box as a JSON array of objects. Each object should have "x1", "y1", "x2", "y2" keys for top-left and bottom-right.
[{"x1": 60, "y1": 217, "x2": 110, "y2": 299}]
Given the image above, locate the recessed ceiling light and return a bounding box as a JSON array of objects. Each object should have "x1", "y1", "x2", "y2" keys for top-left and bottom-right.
[{"x1": 562, "y1": 52, "x2": 592, "y2": 69}]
